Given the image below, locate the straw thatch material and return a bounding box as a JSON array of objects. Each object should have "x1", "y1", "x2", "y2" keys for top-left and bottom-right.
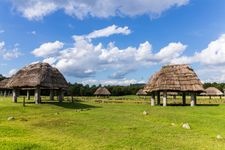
[
  {"x1": 0, "y1": 78, "x2": 10, "y2": 89},
  {"x1": 94, "y1": 87, "x2": 111, "y2": 96},
  {"x1": 6, "y1": 63, "x2": 68, "y2": 89},
  {"x1": 144, "y1": 64, "x2": 204, "y2": 93},
  {"x1": 136, "y1": 89, "x2": 147, "y2": 96},
  {"x1": 202, "y1": 87, "x2": 223, "y2": 96}
]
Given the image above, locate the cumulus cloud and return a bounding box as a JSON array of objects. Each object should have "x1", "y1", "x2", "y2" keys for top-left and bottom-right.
[
  {"x1": 81, "y1": 78, "x2": 145, "y2": 86},
  {"x1": 32, "y1": 41, "x2": 64, "y2": 57},
  {"x1": 3, "y1": 48, "x2": 22, "y2": 60},
  {"x1": 31, "y1": 25, "x2": 186, "y2": 79},
  {"x1": 10, "y1": 0, "x2": 189, "y2": 20},
  {"x1": 0, "y1": 41, "x2": 22, "y2": 60}
]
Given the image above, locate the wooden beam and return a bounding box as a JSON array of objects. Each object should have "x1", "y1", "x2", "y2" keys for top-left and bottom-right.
[
  {"x1": 151, "y1": 92, "x2": 155, "y2": 106},
  {"x1": 58, "y1": 89, "x2": 63, "y2": 103},
  {"x1": 12, "y1": 89, "x2": 17, "y2": 103},
  {"x1": 26, "y1": 90, "x2": 30, "y2": 100},
  {"x1": 50, "y1": 89, "x2": 54, "y2": 101},
  {"x1": 182, "y1": 92, "x2": 186, "y2": 105},
  {"x1": 163, "y1": 91, "x2": 167, "y2": 107},
  {"x1": 34, "y1": 87, "x2": 41, "y2": 104},
  {"x1": 190, "y1": 93, "x2": 195, "y2": 106},
  {"x1": 157, "y1": 91, "x2": 160, "y2": 105}
]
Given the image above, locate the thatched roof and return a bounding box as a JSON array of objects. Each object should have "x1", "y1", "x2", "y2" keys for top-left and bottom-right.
[
  {"x1": 144, "y1": 64, "x2": 204, "y2": 93},
  {"x1": 136, "y1": 89, "x2": 147, "y2": 96},
  {"x1": 6, "y1": 63, "x2": 68, "y2": 89},
  {"x1": 0, "y1": 78, "x2": 10, "y2": 89},
  {"x1": 201, "y1": 87, "x2": 223, "y2": 96},
  {"x1": 94, "y1": 87, "x2": 111, "y2": 96}
]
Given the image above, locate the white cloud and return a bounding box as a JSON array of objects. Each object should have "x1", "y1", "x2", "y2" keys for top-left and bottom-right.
[
  {"x1": 195, "y1": 34, "x2": 225, "y2": 65},
  {"x1": 11, "y1": 0, "x2": 189, "y2": 20},
  {"x1": 32, "y1": 25, "x2": 187, "y2": 79},
  {"x1": 6, "y1": 68, "x2": 18, "y2": 77},
  {"x1": 155, "y1": 42, "x2": 187, "y2": 63},
  {"x1": 81, "y1": 78, "x2": 145, "y2": 86},
  {"x1": 0, "y1": 41, "x2": 22, "y2": 60},
  {"x1": 0, "y1": 30, "x2": 4, "y2": 34},
  {"x1": 3, "y1": 48, "x2": 22, "y2": 60},
  {"x1": 32, "y1": 41, "x2": 64, "y2": 57},
  {"x1": 0, "y1": 41, "x2": 5, "y2": 51},
  {"x1": 86, "y1": 25, "x2": 131, "y2": 39}
]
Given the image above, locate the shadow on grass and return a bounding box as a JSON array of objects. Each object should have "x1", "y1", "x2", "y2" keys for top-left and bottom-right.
[
  {"x1": 157, "y1": 103, "x2": 220, "y2": 107},
  {"x1": 23, "y1": 100, "x2": 100, "y2": 110}
]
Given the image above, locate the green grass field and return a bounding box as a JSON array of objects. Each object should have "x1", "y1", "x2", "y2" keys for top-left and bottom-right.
[{"x1": 0, "y1": 95, "x2": 225, "y2": 149}]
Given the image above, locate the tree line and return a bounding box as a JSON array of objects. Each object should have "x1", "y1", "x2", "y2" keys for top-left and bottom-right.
[{"x1": 68, "y1": 83, "x2": 144, "y2": 96}]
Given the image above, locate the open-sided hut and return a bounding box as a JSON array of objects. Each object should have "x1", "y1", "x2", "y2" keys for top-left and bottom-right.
[
  {"x1": 0, "y1": 78, "x2": 11, "y2": 96},
  {"x1": 144, "y1": 64, "x2": 204, "y2": 106},
  {"x1": 136, "y1": 89, "x2": 147, "y2": 96},
  {"x1": 6, "y1": 62, "x2": 68, "y2": 104},
  {"x1": 94, "y1": 87, "x2": 111, "y2": 96},
  {"x1": 201, "y1": 87, "x2": 223, "y2": 99}
]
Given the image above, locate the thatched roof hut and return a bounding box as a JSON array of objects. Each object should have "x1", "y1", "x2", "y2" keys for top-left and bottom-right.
[
  {"x1": 0, "y1": 78, "x2": 10, "y2": 89},
  {"x1": 203, "y1": 87, "x2": 223, "y2": 96},
  {"x1": 144, "y1": 64, "x2": 204, "y2": 106},
  {"x1": 94, "y1": 87, "x2": 111, "y2": 96},
  {"x1": 144, "y1": 64, "x2": 204, "y2": 92},
  {"x1": 6, "y1": 62, "x2": 68, "y2": 103},
  {"x1": 201, "y1": 87, "x2": 223, "y2": 99},
  {"x1": 136, "y1": 89, "x2": 147, "y2": 96},
  {"x1": 6, "y1": 63, "x2": 68, "y2": 89}
]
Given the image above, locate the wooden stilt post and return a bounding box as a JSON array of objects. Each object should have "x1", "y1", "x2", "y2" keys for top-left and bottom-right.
[
  {"x1": 151, "y1": 92, "x2": 155, "y2": 106},
  {"x1": 58, "y1": 89, "x2": 63, "y2": 103},
  {"x1": 182, "y1": 92, "x2": 186, "y2": 105},
  {"x1": 163, "y1": 91, "x2": 167, "y2": 107},
  {"x1": 190, "y1": 93, "x2": 195, "y2": 106},
  {"x1": 50, "y1": 89, "x2": 54, "y2": 101},
  {"x1": 35, "y1": 87, "x2": 41, "y2": 104},
  {"x1": 27, "y1": 90, "x2": 30, "y2": 100},
  {"x1": 4, "y1": 90, "x2": 7, "y2": 97},
  {"x1": 157, "y1": 91, "x2": 160, "y2": 105},
  {"x1": 12, "y1": 89, "x2": 17, "y2": 103}
]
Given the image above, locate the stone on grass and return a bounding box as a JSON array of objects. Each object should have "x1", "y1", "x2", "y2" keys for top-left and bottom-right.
[
  {"x1": 182, "y1": 123, "x2": 191, "y2": 129},
  {"x1": 7, "y1": 116, "x2": 15, "y2": 121},
  {"x1": 171, "y1": 123, "x2": 176, "y2": 126},
  {"x1": 216, "y1": 134, "x2": 223, "y2": 140},
  {"x1": 143, "y1": 111, "x2": 149, "y2": 115}
]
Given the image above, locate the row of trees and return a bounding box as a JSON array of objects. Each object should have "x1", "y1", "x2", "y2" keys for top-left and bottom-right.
[{"x1": 68, "y1": 83, "x2": 144, "y2": 96}]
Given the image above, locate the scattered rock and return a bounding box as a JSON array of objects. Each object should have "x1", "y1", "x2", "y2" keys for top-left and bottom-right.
[
  {"x1": 7, "y1": 116, "x2": 15, "y2": 121},
  {"x1": 216, "y1": 134, "x2": 223, "y2": 140},
  {"x1": 182, "y1": 123, "x2": 191, "y2": 129},
  {"x1": 54, "y1": 112, "x2": 59, "y2": 115},
  {"x1": 143, "y1": 111, "x2": 149, "y2": 115},
  {"x1": 171, "y1": 123, "x2": 176, "y2": 126}
]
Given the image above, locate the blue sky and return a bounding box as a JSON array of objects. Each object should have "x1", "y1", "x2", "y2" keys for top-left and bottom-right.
[{"x1": 1, "y1": 0, "x2": 225, "y2": 85}]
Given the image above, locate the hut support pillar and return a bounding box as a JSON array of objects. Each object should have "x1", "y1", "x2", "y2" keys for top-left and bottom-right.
[
  {"x1": 0, "y1": 91, "x2": 2, "y2": 96},
  {"x1": 26, "y1": 90, "x2": 30, "y2": 100},
  {"x1": 4, "y1": 90, "x2": 7, "y2": 97},
  {"x1": 163, "y1": 91, "x2": 167, "y2": 107},
  {"x1": 190, "y1": 93, "x2": 195, "y2": 106},
  {"x1": 50, "y1": 89, "x2": 54, "y2": 101},
  {"x1": 182, "y1": 92, "x2": 186, "y2": 105},
  {"x1": 58, "y1": 89, "x2": 63, "y2": 103},
  {"x1": 35, "y1": 87, "x2": 41, "y2": 104},
  {"x1": 150, "y1": 93, "x2": 155, "y2": 106},
  {"x1": 12, "y1": 89, "x2": 17, "y2": 103},
  {"x1": 157, "y1": 91, "x2": 160, "y2": 105}
]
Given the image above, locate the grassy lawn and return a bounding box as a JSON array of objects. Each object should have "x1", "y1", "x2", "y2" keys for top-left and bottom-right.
[{"x1": 0, "y1": 96, "x2": 225, "y2": 149}]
